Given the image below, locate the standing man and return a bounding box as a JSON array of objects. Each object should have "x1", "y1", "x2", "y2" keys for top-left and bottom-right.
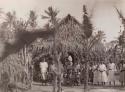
[{"x1": 108, "y1": 60, "x2": 117, "y2": 85}]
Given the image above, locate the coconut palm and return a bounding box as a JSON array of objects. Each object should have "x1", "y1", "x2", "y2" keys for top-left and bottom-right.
[
  {"x1": 0, "y1": 11, "x2": 16, "y2": 42},
  {"x1": 42, "y1": 6, "x2": 59, "y2": 27},
  {"x1": 28, "y1": 10, "x2": 37, "y2": 29},
  {"x1": 116, "y1": 8, "x2": 125, "y2": 61},
  {"x1": 5, "y1": 11, "x2": 16, "y2": 31},
  {"x1": 115, "y1": 8, "x2": 125, "y2": 28},
  {"x1": 82, "y1": 30, "x2": 105, "y2": 92},
  {"x1": 82, "y1": 5, "x2": 93, "y2": 38},
  {"x1": 81, "y1": 5, "x2": 94, "y2": 91},
  {"x1": 42, "y1": 6, "x2": 62, "y2": 92}
]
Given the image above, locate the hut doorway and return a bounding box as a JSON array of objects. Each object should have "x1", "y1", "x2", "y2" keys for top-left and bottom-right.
[
  {"x1": 33, "y1": 54, "x2": 53, "y2": 83},
  {"x1": 33, "y1": 59, "x2": 42, "y2": 82}
]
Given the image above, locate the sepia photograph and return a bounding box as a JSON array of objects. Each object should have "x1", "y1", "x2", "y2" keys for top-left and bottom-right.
[{"x1": 0, "y1": 0, "x2": 125, "y2": 92}]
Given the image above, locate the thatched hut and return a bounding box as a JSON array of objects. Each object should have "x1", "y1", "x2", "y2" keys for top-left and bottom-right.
[
  {"x1": 55, "y1": 14, "x2": 85, "y2": 62},
  {"x1": 33, "y1": 14, "x2": 85, "y2": 63},
  {"x1": 31, "y1": 14, "x2": 85, "y2": 81},
  {"x1": 0, "y1": 13, "x2": 86, "y2": 85}
]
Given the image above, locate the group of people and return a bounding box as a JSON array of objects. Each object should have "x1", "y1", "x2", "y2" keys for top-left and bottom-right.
[
  {"x1": 38, "y1": 55, "x2": 125, "y2": 86},
  {"x1": 90, "y1": 60, "x2": 125, "y2": 86},
  {"x1": 90, "y1": 61, "x2": 116, "y2": 85}
]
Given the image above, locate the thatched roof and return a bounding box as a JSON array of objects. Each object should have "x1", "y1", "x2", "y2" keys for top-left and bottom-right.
[
  {"x1": 32, "y1": 14, "x2": 85, "y2": 61},
  {"x1": 54, "y1": 14, "x2": 85, "y2": 53},
  {"x1": 56, "y1": 14, "x2": 85, "y2": 43}
]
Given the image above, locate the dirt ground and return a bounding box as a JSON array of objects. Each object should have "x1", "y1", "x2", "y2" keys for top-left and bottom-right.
[
  {"x1": 25, "y1": 74, "x2": 123, "y2": 92},
  {"x1": 26, "y1": 83, "x2": 125, "y2": 92}
]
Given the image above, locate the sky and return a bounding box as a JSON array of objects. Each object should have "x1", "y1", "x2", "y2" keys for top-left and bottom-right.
[{"x1": 0, "y1": 0, "x2": 125, "y2": 42}]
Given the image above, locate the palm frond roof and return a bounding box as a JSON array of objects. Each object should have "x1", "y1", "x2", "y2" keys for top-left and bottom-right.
[{"x1": 56, "y1": 14, "x2": 85, "y2": 44}]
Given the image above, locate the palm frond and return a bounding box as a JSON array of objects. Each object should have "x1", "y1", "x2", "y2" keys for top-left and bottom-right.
[
  {"x1": 44, "y1": 10, "x2": 51, "y2": 16},
  {"x1": 41, "y1": 15, "x2": 50, "y2": 19},
  {"x1": 115, "y1": 7, "x2": 125, "y2": 26},
  {"x1": 115, "y1": 7, "x2": 124, "y2": 20}
]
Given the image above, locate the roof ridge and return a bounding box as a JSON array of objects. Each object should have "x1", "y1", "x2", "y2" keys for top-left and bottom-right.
[{"x1": 58, "y1": 14, "x2": 81, "y2": 26}]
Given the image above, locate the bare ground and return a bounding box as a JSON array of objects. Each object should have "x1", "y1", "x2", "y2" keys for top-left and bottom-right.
[{"x1": 26, "y1": 83, "x2": 125, "y2": 92}]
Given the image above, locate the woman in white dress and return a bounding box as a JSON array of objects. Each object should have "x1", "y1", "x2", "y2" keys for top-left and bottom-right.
[
  {"x1": 107, "y1": 61, "x2": 117, "y2": 85},
  {"x1": 120, "y1": 60, "x2": 125, "y2": 86},
  {"x1": 98, "y1": 62, "x2": 108, "y2": 85}
]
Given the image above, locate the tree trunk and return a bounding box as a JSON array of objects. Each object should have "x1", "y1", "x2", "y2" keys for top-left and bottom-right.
[
  {"x1": 53, "y1": 75, "x2": 58, "y2": 92},
  {"x1": 84, "y1": 53, "x2": 89, "y2": 92},
  {"x1": 57, "y1": 74, "x2": 62, "y2": 92},
  {"x1": 52, "y1": 52, "x2": 62, "y2": 92},
  {"x1": 57, "y1": 53, "x2": 62, "y2": 92},
  {"x1": 84, "y1": 61, "x2": 89, "y2": 92}
]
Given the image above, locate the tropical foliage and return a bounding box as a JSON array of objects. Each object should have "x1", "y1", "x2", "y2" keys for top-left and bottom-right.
[
  {"x1": 116, "y1": 8, "x2": 125, "y2": 61},
  {"x1": 0, "y1": 5, "x2": 124, "y2": 92}
]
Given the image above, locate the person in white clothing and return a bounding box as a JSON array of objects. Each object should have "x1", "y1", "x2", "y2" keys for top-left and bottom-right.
[
  {"x1": 108, "y1": 60, "x2": 117, "y2": 85},
  {"x1": 98, "y1": 62, "x2": 108, "y2": 85},
  {"x1": 40, "y1": 59, "x2": 48, "y2": 80},
  {"x1": 120, "y1": 60, "x2": 125, "y2": 86}
]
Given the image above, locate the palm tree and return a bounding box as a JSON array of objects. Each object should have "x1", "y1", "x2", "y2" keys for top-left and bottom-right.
[
  {"x1": 115, "y1": 7, "x2": 125, "y2": 62},
  {"x1": 42, "y1": 6, "x2": 59, "y2": 27},
  {"x1": 0, "y1": 11, "x2": 16, "y2": 41},
  {"x1": 82, "y1": 5, "x2": 93, "y2": 91},
  {"x1": 115, "y1": 8, "x2": 125, "y2": 28},
  {"x1": 82, "y1": 5, "x2": 93, "y2": 38},
  {"x1": 82, "y1": 30, "x2": 105, "y2": 92},
  {"x1": 82, "y1": 5, "x2": 106, "y2": 91},
  {"x1": 5, "y1": 11, "x2": 16, "y2": 31},
  {"x1": 28, "y1": 10, "x2": 37, "y2": 29},
  {"x1": 42, "y1": 6, "x2": 61, "y2": 92}
]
